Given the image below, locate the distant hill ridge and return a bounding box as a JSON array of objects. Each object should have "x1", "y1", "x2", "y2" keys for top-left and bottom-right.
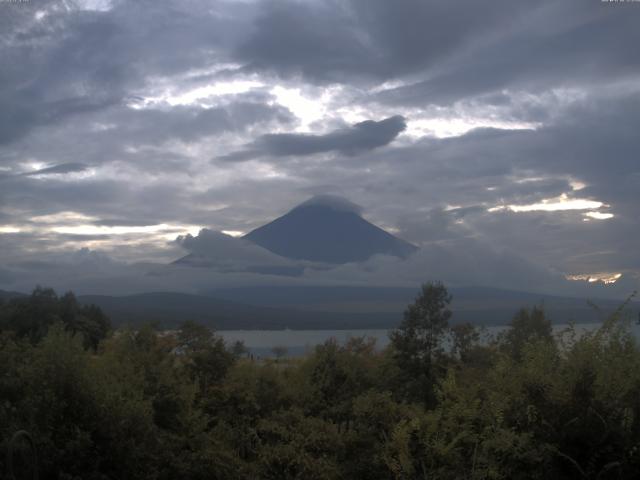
[
  {"x1": 0, "y1": 290, "x2": 27, "y2": 301},
  {"x1": 3, "y1": 287, "x2": 637, "y2": 330}
]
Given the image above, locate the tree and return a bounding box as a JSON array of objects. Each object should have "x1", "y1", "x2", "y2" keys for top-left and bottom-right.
[
  {"x1": 60, "y1": 292, "x2": 111, "y2": 349},
  {"x1": 232, "y1": 339, "x2": 248, "y2": 358},
  {"x1": 0, "y1": 287, "x2": 110, "y2": 348},
  {"x1": 304, "y1": 338, "x2": 379, "y2": 424},
  {"x1": 450, "y1": 322, "x2": 480, "y2": 363},
  {"x1": 0, "y1": 286, "x2": 59, "y2": 343},
  {"x1": 389, "y1": 281, "x2": 452, "y2": 404},
  {"x1": 177, "y1": 320, "x2": 235, "y2": 393},
  {"x1": 500, "y1": 306, "x2": 552, "y2": 360},
  {"x1": 272, "y1": 345, "x2": 288, "y2": 360}
]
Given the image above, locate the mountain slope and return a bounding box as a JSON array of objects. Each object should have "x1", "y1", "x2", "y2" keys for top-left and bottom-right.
[{"x1": 243, "y1": 196, "x2": 417, "y2": 263}]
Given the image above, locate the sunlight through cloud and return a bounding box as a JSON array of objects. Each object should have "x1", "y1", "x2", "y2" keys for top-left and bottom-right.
[
  {"x1": 584, "y1": 211, "x2": 614, "y2": 220},
  {"x1": 222, "y1": 230, "x2": 245, "y2": 237},
  {"x1": 566, "y1": 272, "x2": 622, "y2": 285},
  {"x1": 52, "y1": 224, "x2": 203, "y2": 237},
  {"x1": 489, "y1": 194, "x2": 606, "y2": 213},
  {"x1": 270, "y1": 85, "x2": 341, "y2": 131},
  {"x1": 130, "y1": 80, "x2": 264, "y2": 108}
]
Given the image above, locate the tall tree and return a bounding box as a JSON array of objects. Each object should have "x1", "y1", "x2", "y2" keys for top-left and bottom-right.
[
  {"x1": 389, "y1": 281, "x2": 452, "y2": 404},
  {"x1": 177, "y1": 320, "x2": 235, "y2": 393}
]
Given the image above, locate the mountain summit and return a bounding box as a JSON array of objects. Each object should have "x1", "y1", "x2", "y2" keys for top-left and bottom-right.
[{"x1": 243, "y1": 195, "x2": 417, "y2": 264}]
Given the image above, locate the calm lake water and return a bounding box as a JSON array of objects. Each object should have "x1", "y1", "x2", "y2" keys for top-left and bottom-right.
[{"x1": 219, "y1": 322, "x2": 640, "y2": 358}]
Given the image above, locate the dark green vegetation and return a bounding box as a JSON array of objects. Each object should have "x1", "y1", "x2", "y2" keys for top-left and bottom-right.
[{"x1": 1, "y1": 284, "x2": 640, "y2": 479}]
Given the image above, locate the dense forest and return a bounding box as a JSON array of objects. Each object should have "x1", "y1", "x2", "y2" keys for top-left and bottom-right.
[{"x1": 1, "y1": 284, "x2": 639, "y2": 479}]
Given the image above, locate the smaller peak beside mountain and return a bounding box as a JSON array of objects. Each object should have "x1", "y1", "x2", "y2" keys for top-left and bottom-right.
[{"x1": 243, "y1": 196, "x2": 417, "y2": 264}]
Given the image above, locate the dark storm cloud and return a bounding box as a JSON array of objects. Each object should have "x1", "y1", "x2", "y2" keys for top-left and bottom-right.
[
  {"x1": 219, "y1": 115, "x2": 406, "y2": 161},
  {"x1": 0, "y1": 0, "x2": 254, "y2": 145},
  {"x1": 375, "y1": 2, "x2": 640, "y2": 106},
  {"x1": 235, "y1": 0, "x2": 640, "y2": 104},
  {"x1": 235, "y1": 0, "x2": 526, "y2": 84}
]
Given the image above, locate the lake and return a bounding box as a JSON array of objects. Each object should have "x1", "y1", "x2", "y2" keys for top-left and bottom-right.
[{"x1": 219, "y1": 321, "x2": 640, "y2": 358}]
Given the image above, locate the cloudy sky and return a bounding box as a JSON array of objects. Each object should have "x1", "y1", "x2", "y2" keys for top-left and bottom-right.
[{"x1": 1, "y1": 0, "x2": 639, "y2": 297}]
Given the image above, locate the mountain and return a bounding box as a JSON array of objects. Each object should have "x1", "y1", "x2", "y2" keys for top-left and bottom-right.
[{"x1": 243, "y1": 195, "x2": 417, "y2": 263}]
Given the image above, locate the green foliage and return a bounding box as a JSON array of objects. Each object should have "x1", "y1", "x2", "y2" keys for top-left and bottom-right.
[
  {"x1": 500, "y1": 306, "x2": 553, "y2": 361},
  {"x1": 0, "y1": 287, "x2": 110, "y2": 348},
  {"x1": 302, "y1": 337, "x2": 380, "y2": 422},
  {"x1": 253, "y1": 408, "x2": 343, "y2": 480},
  {"x1": 2, "y1": 284, "x2": 640, "y2": 479},
  {"x1": 450, "y1": 322, "x2": 481, "y2": 363},
  {"x1": 389, "y1": 281, "x2": 452, "y2": 404},
  {"x1": 177, "y1": 320, "x2": 236, "y2": 394}
]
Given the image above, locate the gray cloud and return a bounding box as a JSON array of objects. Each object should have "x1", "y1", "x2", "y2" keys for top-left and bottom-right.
[
  {"x1": 375, "y1": 2, "x2": 640, "y2": 106},
  {"x1": 0, "y1": 0, "x2": 254, "y2": 146},
  {"x1": 235, "y1": 0, "x2": 526, "y2": 85},
  {"x1": 234, "y1": 0, "x2": 640, "y2": 104},
  {"x1": 219, "y1": 115, "x2": 406, "y2": 161},
  {"x1": 0, "y1": 0, "x2": 638, "y2": 297},
  {"x1": 113, "y1": 102, "x2": 294, "y2": 145}
]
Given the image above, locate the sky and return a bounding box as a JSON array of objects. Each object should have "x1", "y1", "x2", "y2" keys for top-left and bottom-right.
[{"x1": 0, "y1": 0, "x2": 639, "y2": 297}]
